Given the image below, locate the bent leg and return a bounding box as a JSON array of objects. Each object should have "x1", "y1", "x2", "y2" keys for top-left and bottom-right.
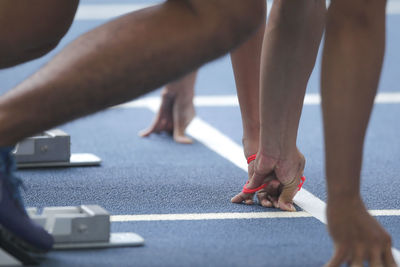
[
  {"x1": 0, "y1": 0, "x2": 79, "y2": 68},
  {"x1": 0, "y1": 0, "x2": 265, "y2": 146}
]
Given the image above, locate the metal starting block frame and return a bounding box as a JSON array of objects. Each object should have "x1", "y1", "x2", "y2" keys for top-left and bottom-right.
[
  {"x1": 0, "y1": 206, "x2": 144, "y2": 266},
  {"x1": 13, "y1": 129, "x2": 101, "y2": 169},
  {"x1": 27, "y1": 205, "x2": 144, "y2": 250}
]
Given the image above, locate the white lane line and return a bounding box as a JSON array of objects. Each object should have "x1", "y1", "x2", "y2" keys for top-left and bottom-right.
[
  {"x1": 114, "y1": 92, "x2": 400, "y2": 109},
  {"x1": 369, "y1": 210, "x2": 400, "y2": 216},
  {"x1": 75, "y1": 2, "x2": 268, "y2": 21},
  {"x1": 393, "y1": 249, "x2": 400, "y2": 265},
  {"x1": 375, "y1": 92, "x2": 400, "y2": 103},
  {"x1": 388, "y1": 1, "x2": 400, "y2": 15},
  {"x1": 116, "y1": 97, "x2": 161, "y2": 109},
  {"x1": 188, "y1": 118, "x2": 247, "y2": 170},
  {"x1": 111, "y1": 210, "x2": 400, "y2": 222},
  {"x1": 194, "y1": 96, "x2": 240, "y2": 107},
  {"x1": 75, "y1": 4, "x2": 152, "y2": 20},
  {"x1": 111, "y1": 211, "x2": 312, "y2": 222},
  {"x1": 75, "y1": 1, "x2": 400, "y2": 20},
  {"x1": 292, "y1": 190, "x2": 327, "y2": 223}
]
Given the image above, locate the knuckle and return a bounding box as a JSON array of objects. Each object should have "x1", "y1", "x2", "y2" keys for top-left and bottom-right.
[{"x1": 256, "y1": 191, "x2": 268, "y2": 197}]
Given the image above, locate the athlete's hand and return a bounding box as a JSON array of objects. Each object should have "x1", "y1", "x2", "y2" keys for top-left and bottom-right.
[
  {"x1": 325, "y1": 198, "x2": 396, "y2": 267},
  {"x1": 139, "y1": 85, "x2": 195, "y2": 144},
  {"x1": 231, "y1": 149, "x2": 305, "y2": 212}
]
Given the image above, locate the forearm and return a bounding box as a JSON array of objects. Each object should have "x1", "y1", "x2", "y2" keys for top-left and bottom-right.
[
  {"x1": 259, "y1": 0, "x2": 325, "y2": 158},
  {"x1": 321, "y1": 1, "x2": 386, "y2": 203},
  {"x1": 230, "y1": 1, "x2": 266, "y2": 157}
]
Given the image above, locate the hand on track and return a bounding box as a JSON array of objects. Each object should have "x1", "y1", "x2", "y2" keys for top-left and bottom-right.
[
  {"x1": 139, "y1": 87, "x2": 195, "y2": 144},
  {"x1": 231, "y1": 149, "x2": 305, "y2": 212},
  {"x1": 325, "y1": 199, "x2": 396, "y2": 267}
]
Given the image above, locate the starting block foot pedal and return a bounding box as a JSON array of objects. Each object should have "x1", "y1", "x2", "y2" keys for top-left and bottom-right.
[
  {"x1": 13, "y1": 129, "x2": 101, "y2": 169},
  {"x1": 27, "y1": 205, "x2": 144, "y2": 250}
]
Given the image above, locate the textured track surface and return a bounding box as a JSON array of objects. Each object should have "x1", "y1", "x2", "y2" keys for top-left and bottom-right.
[{"x1": 0, "y1": 1, "x2": 400, "y2": 266}]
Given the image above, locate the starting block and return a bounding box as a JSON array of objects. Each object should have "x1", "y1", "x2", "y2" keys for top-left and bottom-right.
[
  {"x1": 0, "y1": 205, "x2": 144, "y2": 266},
  {"x1": 13, "y1": 129, "x2": 101, "y2": 169},
  {"x1": 27, "y1": 205, "x2": 144, "y2": 250}
]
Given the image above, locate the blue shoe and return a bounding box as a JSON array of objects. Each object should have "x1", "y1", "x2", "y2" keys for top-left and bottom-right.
[{"x1": 0, "y1": 147, "x2": 54, "y2": 253}]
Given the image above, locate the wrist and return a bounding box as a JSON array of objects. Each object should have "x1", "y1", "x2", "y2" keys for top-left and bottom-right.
[
  {"x1": 327, "y1": 193, "x2": 363, "y2": 211},
  {"x1": 259, "y1": 124, "x2": 299, "y2": 157},
  {"x1": 242, "y1": 135, "x2": 259, "y2": 159},
  {"x1": 257, "y1": 144, "x2": 300, "y2": 162},
  {"x1": 161, "y1": 88, "x2": 177, "y2": 99},
  {"x1": 327, "y1": 176, "x2": 361, "y2": 206}
]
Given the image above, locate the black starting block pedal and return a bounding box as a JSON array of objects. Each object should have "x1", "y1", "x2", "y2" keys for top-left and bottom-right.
[{"x1": 13, "y1": 129, "x2": 101, "y2": 169}]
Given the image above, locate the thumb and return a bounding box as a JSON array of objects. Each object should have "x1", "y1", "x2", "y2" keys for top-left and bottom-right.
[{"x1": 277, "y1": 177, "x2": 299, "y2": 212}]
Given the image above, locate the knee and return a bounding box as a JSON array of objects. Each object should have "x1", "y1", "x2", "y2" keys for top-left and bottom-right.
[
  {"x1": 200, "y1": 0, "x2": 266, "y2": 52},
  {"x1": 0, "y1": 35, "x2": 62, "y2": 69},
  {"x1": 220, "y1": 0, "x2": 266, "y2": 43},
  {"x1": 328, "y1": 0, "x2": 387, "y2": 28},
  {"x1": 0, "y1": 1, "x2": 78, "y2": 69},
  {"x1": 227, "y1": 0, "x2": 266, "y2": 32}
]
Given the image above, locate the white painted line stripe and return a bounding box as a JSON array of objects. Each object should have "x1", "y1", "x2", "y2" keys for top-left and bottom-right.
[
  {"x1": 75, "y1": 1, "x2": 400, "y2": 20},
  {"x1": 304, "y1": 94, "x2": 321, "y2": 105},
  {"x1": 75, "y1": 2, "x2": 269, "y2": 21},
  {"x1": 115, "y1": 97, "x2": 161, "y2": 109},
  {"x1": 187, "y1": 118, "x2": 248, "y2": 170},
  {"x1": 110, "y1": 209, "x2": 400, "y2": 222},
  {"x1": 388, "y1": 1, "x2": 400, "y2": 15},
  {"x1": 111, "y1": 211, "x2": 312, "y2": 222},
  {"x1": 375, "y1": 92, "x2": 400, "y2": 103},
  {"x1": 292, "y1": 190, "x2": 326, "y2": 223},
  {"x1": 194, "y1": 95, "x2": 239, "y2": 107},
  {"x1": 369, "y1": 209, "x2": 400, "y2": 216},
  {"x1": 114, "y1": 92, "x2": 400, "y2": 109},
  {"x1": 75, "y1": 4, "x2": 152, "y2": 20},
  {"x1": 393, "y1": 248, "x2": 400, "y2": 265}
]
